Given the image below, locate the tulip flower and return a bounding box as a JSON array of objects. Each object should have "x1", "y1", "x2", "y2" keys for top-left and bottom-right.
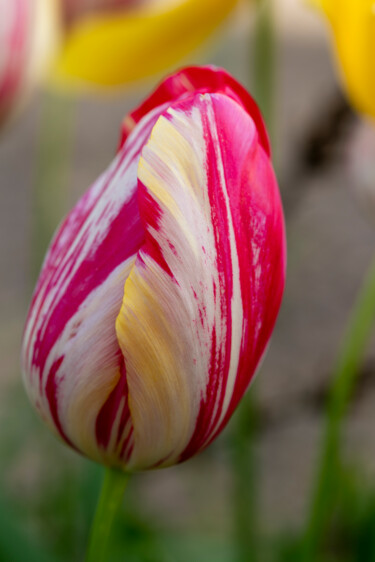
[
  {"x1": 311, "y1": 0, "x2": 375, "y2": 119},
  {"x1": 22, "y1": 66, "x2": 286, "y2": 471},
  {"x1": 0, "y1": 0, "x2": 60, "y2": 126},
  {"x1": 53, "y1": 0, "x2": 241, "y2": 88}
]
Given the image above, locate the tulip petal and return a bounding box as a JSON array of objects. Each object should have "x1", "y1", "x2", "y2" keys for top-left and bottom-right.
[
  {"x1": 116, "y1": 93, "x2": 285, "y2": 469},
  {"x1": 50, "y1": 0, "x2": 238, "y2": 88},
  {"x1": 119, "y1": 65, "x2": 271, "y2": 157},
  {"x1": 21, "y1": 105, "x2": 163, "y2": 464}
]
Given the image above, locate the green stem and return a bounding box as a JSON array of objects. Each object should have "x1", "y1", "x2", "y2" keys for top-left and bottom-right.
[
  {"x1": 231, "y1": 3, "x2": 276, "y2": 560},
  {"x1": 31, "y1": 90, "x2": 74, "y2": 285},
  {"x1": 232, "y1": 394, "x2": 258, "y2": 562},
  {"x1": 85, "y1": 467, "x2": 130, "y2": 562},
  {"x1": 302, "y1": 256, "x2": 375, "y2": 560},
  {"x1": 253, "y1": 0, "x2": 276, "y2": 146}
]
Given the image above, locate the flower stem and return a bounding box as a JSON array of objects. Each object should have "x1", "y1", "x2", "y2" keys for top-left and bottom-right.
[
  {"x1": 231, "y1": 3, "x2": 276, "y2": 560},
  {"x1": 232, "y1": 394, "x2": 258, "y2": 562},
  {"x1": 253, "y1": 0, "x2": 276, "y2": 146},
  {"x1": 302, "y1": 256, "x2": 375, "y2": 560},
  {"x1": 85, "y1": 467, "x2": 130, "y2": 562}
]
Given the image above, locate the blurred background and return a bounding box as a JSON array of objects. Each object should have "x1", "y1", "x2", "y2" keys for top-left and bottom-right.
[{"x1": 2, "y1": 0, "x2": 375, "y2": 560}]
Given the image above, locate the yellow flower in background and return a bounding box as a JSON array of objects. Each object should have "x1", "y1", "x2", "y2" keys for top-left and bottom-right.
[
  {"x1": 312, "y1": 0, "x2": 375, "y2": 119},
  {"x1": 52, "y1": 0, "x2": 240, "y2": 89},
  {"x1": 62, "y1": 0, "x2": 141, "y2": 27},
  {"x1": 0, "y1": 0, "x2": 240, "y2": 126}
]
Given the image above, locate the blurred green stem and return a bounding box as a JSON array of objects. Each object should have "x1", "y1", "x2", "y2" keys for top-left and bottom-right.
[
  {"x1": 32, "y1": 90, "x2": 74, "y2": 285},
  {"x1": 233, "y1": 394, "x2": 258, "y2": 562},
  {"x1": 231, "y1": 3, "x2": 276, "y2": 560},
  {"x1": 302, "y1": 257, "x2": 375, "y2": 560},
  {"x1": 85, "y1": 467, "x2": 130, "y2": 562},
  {"x1": 253, "y1": 0, "x2": 276, "y2": 145}
]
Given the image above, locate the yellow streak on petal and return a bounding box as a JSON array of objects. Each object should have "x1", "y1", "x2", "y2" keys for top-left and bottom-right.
[
  {"x1": 138, "y1": 114, "x2": 202, "y2": 251},
  {"x1": 115, "y1": 108, "x2": 210, "y2": 469},
  {"x1": 49, "y1": 0, "x2": 238, "y2": 89},
  {"x1": 116, "y1": 263, "x2": 193, "y2": 470},
  {"x1": 55, "y1": 260, "x2": 135, "y2": 465},
  {"x1": 66, "y1": 366, "x2": 121, "y2": 460}
]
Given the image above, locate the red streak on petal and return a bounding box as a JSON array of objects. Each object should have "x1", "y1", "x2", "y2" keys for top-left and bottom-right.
[
  {"x1": 179, "y1": 93, "x2": 285, "y2": 461},
  {"x1": 95, "y1": 355, "x2": 132, "y2": 449},
  {"x1": 179, "y1": 97, "x2": 235, "y2": 460},
  {"x1": 136, "y1": 182, "x2": 174, "y2": 277},
  {"x1": 31, "y1": 190, "x2": 144, "y2": 379},
  {"x1": 123, "y1": 439, "x2": 134, "y2": 461},
  {"x1": 119, "y1": 425, "x2": 133, "y2": 459},
  {"x1": 45, "y1": 356, "x2": 74, "y2": 447},
  {"x1": 201, "y1": 97, "x2": 286, "y2": 448}
]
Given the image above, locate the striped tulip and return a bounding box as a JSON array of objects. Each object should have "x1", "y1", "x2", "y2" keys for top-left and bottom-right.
[
  {"x1": 311, "y1": 0, "x2": 375, "y2": 119},
  {"x1": 22, "y1": 66, "x2": 286, "y2": 471},
  {"x1": 0, "y1": 0, "x2": 60, "y2": 127}
]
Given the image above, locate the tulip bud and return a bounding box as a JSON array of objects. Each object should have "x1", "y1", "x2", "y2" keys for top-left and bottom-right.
[
  {"x1": 22, "y1": 66, "x2": 286, "y2": 471},
  {"x1": 0, "y1": 0, "x2": 60, "y2": 127}
]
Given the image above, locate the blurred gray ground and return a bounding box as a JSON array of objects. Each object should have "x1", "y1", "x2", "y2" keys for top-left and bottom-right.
[{"x1": 2, "y1": 0, "x2": 375, "y2": 538}]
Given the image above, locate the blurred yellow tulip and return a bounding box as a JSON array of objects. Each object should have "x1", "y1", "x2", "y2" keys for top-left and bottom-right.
[
  {"x1": 311, "y1": 0, "x2": 375, "y2": 119},
  {"x1": 0, "y1": 0, "x2": 240, "y2": 125},
  {"x1": 62, "y1": 0, "x2": 140, "y2": 27},
  {"x1": 52, "y1": 0, "x2": 239, "y2": 89}
]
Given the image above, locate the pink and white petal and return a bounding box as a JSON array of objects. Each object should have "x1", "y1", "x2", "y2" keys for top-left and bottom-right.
[
  {"x1": 183, "y1": 94, "x2": 286, "y2": 456},
  {"x1": 44, "y1": 259, "x2": 134, "y2": 463},
  {"x1": 21, "y1": 105, "x2": 165, "y2": 462},
  {"x1": 116, "y1": 93, "x2": 285, "y2": 470}
]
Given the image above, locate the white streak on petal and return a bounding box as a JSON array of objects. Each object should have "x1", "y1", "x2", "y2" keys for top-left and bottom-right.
[
  {"x1": 198, "y1": 97, "x2": 243, "y2": 447},
  {"x1": 22, "y1": 103, "x2": 164, "y2": 390}
]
